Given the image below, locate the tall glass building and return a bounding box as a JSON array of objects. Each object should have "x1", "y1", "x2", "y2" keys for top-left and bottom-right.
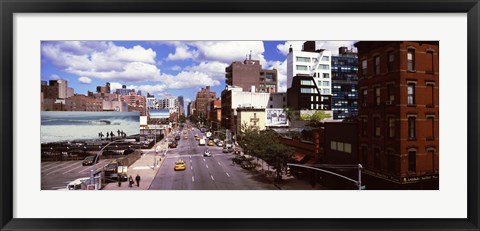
[{"x1": 331, "y1": 47, "x2": 358, "y2": 120}]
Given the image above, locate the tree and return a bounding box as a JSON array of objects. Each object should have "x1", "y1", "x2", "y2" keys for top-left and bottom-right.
[
  {"x1": 237, "y1": 127, "x2": 294, "y2": 182},
  {"x1": 300, "y1": 111, "x2": 332, "y2": 126},
  {"x1": 179, "y1": 115, "x2": 186, "y2": 123}
]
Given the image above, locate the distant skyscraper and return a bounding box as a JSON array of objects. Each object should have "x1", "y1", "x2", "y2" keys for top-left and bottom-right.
[
  {"x1": 195, "y1": 86, "x2": 216, "y2": 118},
  {"x1": 116, "y1": 85, "x2": 135, "y2": 95},
  {"x1": 331, "y1": 46, "x2": 358, "y2": 120}
]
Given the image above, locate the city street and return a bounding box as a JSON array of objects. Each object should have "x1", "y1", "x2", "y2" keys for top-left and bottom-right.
[
  {"x1": 41, "y1": 159, "x2": 111, "y2": 190},
  {"x1": 149, "y1": 127, "x2": 277, "y2": 190}
]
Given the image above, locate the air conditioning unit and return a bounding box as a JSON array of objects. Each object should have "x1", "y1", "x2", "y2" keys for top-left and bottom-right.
[{"x1": 385, "y1": 100, "x2": 392, "y2": 105}]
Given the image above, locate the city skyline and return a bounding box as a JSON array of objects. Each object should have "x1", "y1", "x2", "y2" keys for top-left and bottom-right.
[{"x1": 41, "y1": 41, "x2": 357, "y2": 103}]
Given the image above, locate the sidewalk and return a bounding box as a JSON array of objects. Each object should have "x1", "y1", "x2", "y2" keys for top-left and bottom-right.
[
  {"x1": 102, "y1": 139, "x2": 169, "y2": 190},
  {"x1": 246, "y1": 155, "x2": 327, "y2": 190}
]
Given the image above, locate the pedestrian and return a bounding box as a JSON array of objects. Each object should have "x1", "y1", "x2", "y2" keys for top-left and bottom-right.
[
  {"x1": 117, "y1": 175, "x2": 121, "y2": 187},
  {"x1": 117, "y1": 129, "x2": 121, "y2": 136},
  {"x1": 135, "y1": 174, "x2": 141, "y2": 187},
  {"x1": 106, "y1": 132, "x2": 109, "y2": 139},
  {"x1": 128, "y1": 175, "x2": 134, "y2": 187},
  {"x1": 110, "y1": 131, "x2": 114, "y2": 140}
]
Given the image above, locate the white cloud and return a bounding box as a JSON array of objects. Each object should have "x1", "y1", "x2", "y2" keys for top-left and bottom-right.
[
  {"x1": 276, "y1": 41, "x2": 306, "y2": 56},
  {"x1": 184, "y1": 61, "x2": 227, "y2": 80},
  {"x1": 78, "y1": 76, "x2": 92, "y2": 84},
  {"x1": 167, "y1": 45, "x2": 199, "y2": 61},
  {"x1": 108, "y1": 82, "x2": 124, "y2": 91},
  {"x1": 185, "y1": 98, "x2": 191, "y2": 102},
  {"x1": 170, "y1": 65, "x2": 182, "y2": 71},
  {"x1": 127, "y1": 84, "x2": 167, "y2": 96},
  {"x1": 164, "y1": 41, "x2": 265, "y2": 64},
  {"x1": 161, "y1": 71, "x2": 221, "y2": 89},
  {"x1": 42, "y1": 41, "x2": 158, "y2": 82}
]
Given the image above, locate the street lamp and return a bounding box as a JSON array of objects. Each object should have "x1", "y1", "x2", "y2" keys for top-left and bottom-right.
[{"x1": 90, "y1": 138, "x2": 125, "y2": 190}]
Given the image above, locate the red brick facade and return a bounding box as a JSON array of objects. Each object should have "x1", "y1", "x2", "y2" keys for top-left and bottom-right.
[{"x1": 355, "y1": 41, "x2": 439, "y2": 189}]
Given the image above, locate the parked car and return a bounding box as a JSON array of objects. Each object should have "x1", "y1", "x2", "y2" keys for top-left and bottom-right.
[
  {"x1": 169, "y1": 141, "x2": 178, "y2": 148},
  {"x1": 233, "y1": 155, "x2": 246, "y2": 164},
  {"x1": 82, "y1": 155, "x2": 99, "y2": 166},
  {"x1": 207, "y1": 140, "x2": 215, "y2": 146},
  {"x1": 216, "y1": 141, "x2": 224, "y2": 147},
  {"x1": 240, "y1": 160, "x2": 255, "y2": 169}
]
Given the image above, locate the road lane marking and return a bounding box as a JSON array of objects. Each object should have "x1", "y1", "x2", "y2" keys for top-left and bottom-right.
[
  {"x1": 226, "y1": 172, "x2": 230, "y2": 177},
  {"x1": 190, "y1": 165, "x2": 193, "y2": 170},
  {"x1": 46, "y1": 161, "x2": 79, "y2": 175},
  {"x1": 62, "y1": 163, "x2": 86, "y2": 174},
  {"x1": 192, "y1": 176, "x2": 195, "y2": 182},
  {"x1": 42, "y1": 161, "x2": 74, "y2": 172},
  {"x1": 218, "y1": 162, "x2": 221, "y2": 165},
  {"x1": 203, "y1": 158, "x2": 205, "y2": 162},
  {"x1": 190, "y1": 155, "x2": 191, "y2": 158},
  {"x1": 211, "y1": 175, "x2": 214, "y2": 181},
  {"x1": 206, "y1": 164, "x2": 208, "y2": 168}
]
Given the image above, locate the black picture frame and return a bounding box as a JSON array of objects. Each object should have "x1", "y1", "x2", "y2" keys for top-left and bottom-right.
[{"x1": 1, "y1": 0, "x2": 479, "y2": 230}]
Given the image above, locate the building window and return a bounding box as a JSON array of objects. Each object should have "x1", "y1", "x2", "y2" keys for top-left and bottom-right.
[
  {"x1": 428, "y1": 117, "x2": 435, "y2": 139},
  {"x1": 323, "y1": 81, "x2": 330, "y2": 86},
  {"x1": 387, "y1": 51, "x2": 395, "y2": 72},
  {"x1": 374, "y1": 149, "x2": 380, "y2": 169},
  {"x1": 331, "y1": 141, "x2": 337, "y2": 150},
  {"x1": 265, "y1": 73, "x2": 274, "y2": 82},
  {"x1": 408, "y1": 150, "x2": 416, "y2": 173},
  {"x1": 362, "y1": 89, "x2": 368, "y2": 107},
  {"x1": 427, "y1": 84, "x2": 434, "y2": 106},
  {"x1": 362, "y1": 118, "x2": 368, "y2": 136},
  {"x1": 323, "y1": 73, "x2": 330, "y2": 78},
  {"x1": 301, "y1": 88, "x2": 316, "y2": 94},
  {"x1": 323, "y1": 89, "x2": 330, "y2": 94},
  {"x1": 283, "y1": 97, "x2": 286, "y2": 102},
  {"x1": 321, "y1": 56, "x2": 330, "y2": 61},
  {"x1": 361, "y1": 60, "x2": 367, "y2": 76},
  {"x1": 408, "y1": 116, "x2": 416, "y2": 139},
  {"x1": 269, "y1": 96, "x2": 272, "y2": 101},
  {"x1": 407, "y1": 83, "x2": 415, "y2": 105},
  {"x1": 387, "y1": 84, "x2": 394, "y2": 103},
  {"x1": 318, "y1": 64, "x2": 329, "y2": 70},
  {"x1": 374, "y1": 117, "x2": 381, "y2": 137},
  {"x1": 296, "y1": 57, "x2": 311, "y2": 62},
  {"x1": 344, "y1": 143, "x2": 351, "y2": 153},
  {"x1": 301, "y1": 80, "x2": 314, "y2": 86},
  {"x1": 407, "y1": 49, "x2": 415, "y2": 71},
  {"x1": 388, "y1": 117, "x2": 395, "y2": 138},
  {"x1": 426, "y1": 51, "x2": 434, "y2": 73},
  {"x1": 375, "y1": 87, "x2": 381, "y2": 106},
  {"x1": 296, "y1": 65, "x2": 308, "y2": 71},
  {"x1": 374, "y1": 56, "x2": 380, "y2": 75}
]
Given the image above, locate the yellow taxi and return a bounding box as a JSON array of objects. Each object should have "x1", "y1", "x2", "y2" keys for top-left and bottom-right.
[
  {"x1": 183, "y1": 135, "x2": 188, "y2": 140},
  {"x1": 174, "y1": 160, "x2": 186, "y2": 171},
  {"x1": 183, "y1": 131, "x2": 187, "y2": 134},
  {"x1": 207, "y1": 140, "x2": 215, "y2": 146}
]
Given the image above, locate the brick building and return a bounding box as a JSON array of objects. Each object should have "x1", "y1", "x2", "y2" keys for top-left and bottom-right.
[
  {"x1": 65, "y1": 95, "x2": 103, "y2": 111},
  {"x1": 195, "y1": 86, "x2": 216, "y2": 118},
  {"x1": 207, "y1": 99, "x2": 221, "y2": 130},
  {"x1": 355, "y1": 41, "x2": 439, "y2": 189},
  {"x1": 225, "y1": 55, "x2": 278, "y2": 93}
]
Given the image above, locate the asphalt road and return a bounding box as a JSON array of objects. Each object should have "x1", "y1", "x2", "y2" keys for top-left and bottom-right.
[
  {"x1": 149, "y1": 127, "x2": 276, "y2": 190},
  {"x1": 41, "y1": 159, "x2": 111, "y2": 190}
]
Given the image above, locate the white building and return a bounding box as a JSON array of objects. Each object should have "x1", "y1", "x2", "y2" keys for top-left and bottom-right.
[
  {"x1": 268, "y1": 92, "x2": 287, "y2": 109},
  {"x1": 287, "y1": 41, "x2": 332, "y2": 96}
]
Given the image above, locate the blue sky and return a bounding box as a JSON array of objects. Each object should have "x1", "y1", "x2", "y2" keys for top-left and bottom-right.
[{"x1": 41, "y1": 41, "x2": 355, "y2": 104}]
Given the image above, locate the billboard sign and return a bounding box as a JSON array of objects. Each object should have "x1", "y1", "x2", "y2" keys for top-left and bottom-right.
[{"x1": 265, "y1": 108, "x2": 289, "y2": 127}]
